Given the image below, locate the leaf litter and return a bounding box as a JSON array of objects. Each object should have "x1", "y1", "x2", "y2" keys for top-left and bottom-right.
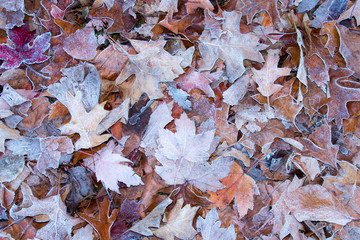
[{"x1": 0, "y1": 0, "x2": 360, "y2": 239}]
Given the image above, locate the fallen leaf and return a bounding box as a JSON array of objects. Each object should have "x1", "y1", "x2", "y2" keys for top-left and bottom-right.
[
  {"x1": 285, "y1": 184, "x2": 352, "y2": 225},
  {"x1": 176, "y1": 68, "x2": 221, "y2": 98},
  {"x1": 0, "y1": 24, "x2": 51, "y2": 69},
  {"x1": 301, "y1": 123, "x2": 339, "y2": 167},
  {"x1": 156, "y1": 112, "x2": 214, "y2": 163},
  {"x1": 186, "y1": 0, "x2": 214, "y2": 14},
  {"x1": 10, "y1": 183, "x2": 82, "y2": 240},
  {"x1": 83, "y1": 140, "x2": 143, "y2": 193},
  {"x1": 0, "y1": 153, "x2": 24, "y2": 182},
  {"x1": 111, "y1": 199, "x2": 141, "y2": 239},
  {"x1": 153, "y1": 198, "x2": 199, "y2": 240},
  {"x1": 196, "y1": 207, "x2": 236, "y2": 240},
  {"x1": 322, "y1": 161, "x2": 360, "y2": 197},
  {"x1": 63, "y1": 26, "x2": 98, "y2": 61},
  {"x1": 198, "y1": 10, "x2": 266, "y2": 83},
  {"x1": 115, "y1": 40, "x2": 184, "y2": 104},
  {"x1": 65, "y1": 166, "x2": 95, "y2": 214},
  {"x1": 0, "y1": 121, "x2": 20, "y2": 152},
  {"x1": 78, "y1": 197, "x2": 119, "y2": 240},
  {"x1": 48, "y1": 89, "x2": 111, "y2": 150},
  {"x1": 209, "y1": 162, "x2": 259, "y2": 218},
  {"x1": 131, "y1": 196, "x2": 173, "y2": 236},
  {"x1": 252, "y1": 49, "x2": 291, "y2": 97}
]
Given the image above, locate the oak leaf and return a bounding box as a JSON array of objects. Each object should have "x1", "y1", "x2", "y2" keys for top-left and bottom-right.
[
  {"x1": 0, "y1": 24, "x2": 51, "y2": 69},
  {"x1": 153, "y1": 198, "x2": 199, "y2": 240},
  {"x1": 10, "y1": 183, "x2": 82, "y2": 240},
  {"x1": 300, "y1": 123, "x2": 339, "y2": 167},
  {"x1": 198, "y1": 10, "x2": 266, "y2": 83},
  {"x1": 78, "y1": 197, "x2": 119, "y2": 240},
  {"x1": 322, "y1": 68, "x2": 360, "y2": 125},
  {"x1": 252, "y1": 49, "x2": 291, "y2": 97},
  {"x1": 56, "y1": 91, "x2": 111, "y2": 150},
  {"x1": 209, "y1": 162, "x2": 259, "y2": 218}
]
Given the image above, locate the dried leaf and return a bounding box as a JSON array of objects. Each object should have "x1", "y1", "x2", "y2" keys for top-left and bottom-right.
[
  {"x1": 0, "y1": 121, "x2": 20, "y2": 152},
  {"x1": 115, "y1": 40, "x2": 184, "y2": 104},
  {"x1": 253, "y1": 49, "x2": 291, "y2": 97},
  {"x1": 199, "y1": 10, "x2": 266, "y2": 83},
  {"x1": 83, "y1": 140, "x2": 143, "y2": 193},
  {"x1": 0, "y1": 153, "x2": 24, "y2": 182},
  {"x1": 10, "y1": 183, "x2": 82, "y2": 240},
  {"x1": 78, "y1": 197, "x2": 119, "y2": 240},
  {"x1": 209, "y1": 162, "x2": 259, "y2": 218},
  {"x1": 285, "y1": 184, "x2": 352, "y2": 225},
  {"x1": 0, "y1": 24, "x2": 51, "y2": 69},
  {"x1": 63, "y1": 26, "x2": 98, "y2": 61},
  {"x1": 131, "y1": 196, "x2": 173, "y2": 236},
  {"x1": 196, "y1": 207, "x2": 236, "y2": 240},
  {"x1": 153, "y1": 198, "x2": 199, "y2": 240}
]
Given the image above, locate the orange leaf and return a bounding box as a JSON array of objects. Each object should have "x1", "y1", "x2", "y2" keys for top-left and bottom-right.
[{"x1": 209, "y1": 162, "x2": 259, "y2": 218}]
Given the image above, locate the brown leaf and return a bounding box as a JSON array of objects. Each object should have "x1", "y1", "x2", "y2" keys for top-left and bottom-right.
[
  {"x1": 338, "y1": 25, "x2": 360, "y2": 78},
  {"x1": 285, "y1": 184, "x2": 352, "y2": 225},
  {"x1": 153, "y1": 198, "x2": 199, "y2": 240},
  {"x1": 78, "y1": 197, "x2": 119, "y2": 240},
  {"x1": 209, "y1": 162, "x2": 259, "y2": 218},
  {"x1": 300, "y1": 123, "x2": 339, "y2": 167},
  {"x1": 252, "y1": 49, "x2": 291, "y2": 97}
]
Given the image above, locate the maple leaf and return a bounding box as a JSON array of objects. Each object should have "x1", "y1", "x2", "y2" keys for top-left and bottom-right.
[
  {"x1": 285, "y1": 184, "x2": 352, "y2": 225},
  {"x1": 252, "y1": 49, "x2": 291, "y2": 97},
  {"x1": 10, "y1": 183, "x2": 82, "y2": 240},
  {"x1": 115, "y1": 40, "x2": 184, "y2": 104},
  {"x1": 0, "y1": 24, "x2": 51, "y2": 69},
  {"x1": 196, "y1": 207, "x2": 236, "y2": 240},
  {"x1": 156, "y1": 113, "x2": 215, "y2": 163},
  {"x1": 198, "y1": 10, "x2": 266, "y2": 83},
  {"x1": 84, "y1": 140, "x2": 142, "y2": 193},
  {"x1": 78, "y1": 197, "x2": 119, "y2": 240},
  {"x1": 153, "y1": 198, "x2": 199, "y2": 240},
  {"x1": 209, "y1": 162, "x2": 259, "y2": 218}
]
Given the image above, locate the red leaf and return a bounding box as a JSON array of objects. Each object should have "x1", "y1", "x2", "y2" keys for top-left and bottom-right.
[{"x1": 0, "y1": 25, "x2": 51, "y2": 69}]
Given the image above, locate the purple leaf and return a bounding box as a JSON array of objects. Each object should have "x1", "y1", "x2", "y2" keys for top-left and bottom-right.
[
  {"x1": 0, "y1": 24, "x2": 51, "y2": 69},
  {"x1": 111, "y1": 199, "x2": 140, "y2": 239}
]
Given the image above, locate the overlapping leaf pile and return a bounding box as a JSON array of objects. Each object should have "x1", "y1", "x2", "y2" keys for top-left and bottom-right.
[{"x1": 1, "y1": 0, "x2": 360, "y2": 239}]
